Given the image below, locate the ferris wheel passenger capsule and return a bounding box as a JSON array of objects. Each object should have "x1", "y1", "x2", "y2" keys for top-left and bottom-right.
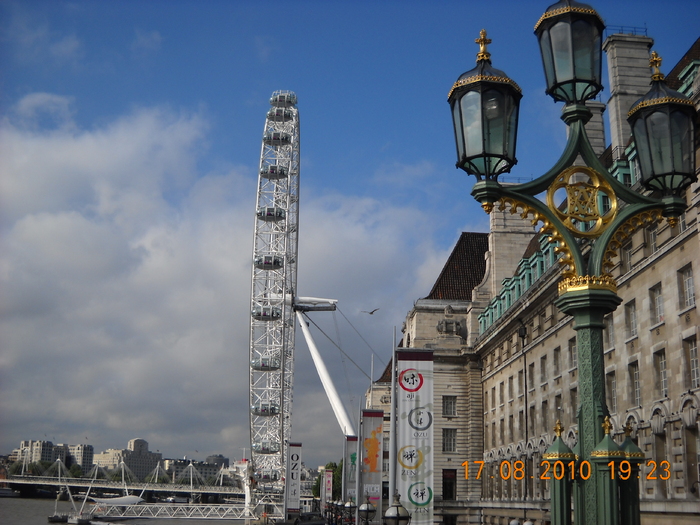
[
  {"x1": 256, "y1": 207, "x2": 286, "y2": 222},
  {"x1": 254, "y1": 254, "x2": 284, "y2": 270},
  {"x1": 267, "y1": 108, "x2": 294, "y2": 122},
  {"x1": 250, "y1": 356, "x2": 281, "y2": 371},
  {"x1": 263, "y1": 131, "x2": 291, "y2": 146},
  {"x1": 252, "y1": 306, "x2": 282, "y2": 321},
  {"x1": 260, "y1": 164, "x2": 288, "y2": 179},
  {"x1": 252, "y1": 441, "x2": 281, "y2": 454},
  {"x1": 251, "y1": 403, "x2": 281, "y2": 416},
  {"x1": 269, "y1": 91, "x2": 297, "y2": 108}
]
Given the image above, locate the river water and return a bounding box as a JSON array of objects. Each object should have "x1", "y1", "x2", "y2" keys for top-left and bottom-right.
[{"x1": 0, "y1": 497, "x2": 246, "y2": 524}]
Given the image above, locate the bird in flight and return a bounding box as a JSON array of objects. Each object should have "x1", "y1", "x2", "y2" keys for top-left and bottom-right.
[{"x1": 362, "y1": 308, "x2": 380, "y2": 315}]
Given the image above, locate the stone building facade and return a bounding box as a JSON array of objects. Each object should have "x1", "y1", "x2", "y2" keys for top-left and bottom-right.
[
  {"x1": 371, "y1": 33, "x2": 700, "y2": 525},
  {"x1": 93, "y1": 438, "x2": 162, "y2": 481}
]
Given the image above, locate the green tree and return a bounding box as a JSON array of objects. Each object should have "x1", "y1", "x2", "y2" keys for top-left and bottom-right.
[
  {"x1": 69, "y1": 464, "x2": 83, "y2": 478},
  {"x1": 312, "y1": 460, "x2": 343, "y2": 500}
]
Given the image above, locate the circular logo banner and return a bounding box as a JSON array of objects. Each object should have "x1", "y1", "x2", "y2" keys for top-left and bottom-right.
[{"x1": 399, "y1": 368, "x2": 423, "y2": 392}]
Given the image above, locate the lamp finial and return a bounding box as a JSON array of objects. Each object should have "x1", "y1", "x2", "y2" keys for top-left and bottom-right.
[
  {"x1": 476, "y1": 29, "x2": 492, "y2": 62},
  {"x1": 602, "y1": 416, "x2": 612, "y2": 435},
  {"x1": 650, "y1": 51, "x2": 664, "y2": 81},
  {"x1": 553, "y1": 419, "x2": 564, "y2": 437}
]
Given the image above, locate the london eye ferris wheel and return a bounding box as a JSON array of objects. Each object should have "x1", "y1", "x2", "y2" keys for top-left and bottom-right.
[{"x1": 248, "y1": 91, "x2": 356, "y2": 490}]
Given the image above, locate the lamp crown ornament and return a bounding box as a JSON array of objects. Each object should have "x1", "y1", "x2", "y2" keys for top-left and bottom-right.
[
  {"x1": 649, "y1": 50, "x2": 664, "y2": 81},
  {"x1": 554, "y1": 419, "x2": 564, "y2": 437},
  {"x1": 602, "y1": 416, "x2": 612, "y2": 435},
  {"x1": 475, "y1": 29, "x2": 492, "y2": 62},
  {"x1": 624, "y1": 423, "x2": 632, "y2": 437}
]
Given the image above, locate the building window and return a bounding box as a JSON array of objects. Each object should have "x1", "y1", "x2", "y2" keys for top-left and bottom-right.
[
  {"x1": 518, "y1": 370, "x2": 524, "y2": 396},
  {"x1": 491, "y1": 387, "x2": 496, "y2": 411},
  {"x1": 554, "y1": 394, "x2": 562, "y2": 424},
  {"x1": 603, "y1": 315, "x2": 615, "y2": 349},
  {"x1": 542, "y1": 400, "x2": 549, "y2": 433},
  {"x1": 568, "y1": 338, "x2": 577, "y2": 369},
  {"x1": 508, "y1": 414, "x2": 514, "y2": 442},
  {"x1": 648, "y1": 227, "x2": 658, "y2": 253},
  {"x1": 685, "y1": 337, "x2": 699, "y2": 389},
  {"x1": 442, "y1": 428, "x2": 457, "y2": 453},
  {"x1": 606, "y1": 372, "x2": 617, "y2": 414},
  {"x1": 650, "y1": 284, "x2": 664, "y2": 325},
  {"x1": 528, "y1": 363, "x2": 535, "y2": 390},
  {"x1": 483, "y1": 391, "x2": 488, "y2": 413},
  {"x1": 529, "y1": 405, "x2": 535, "y2": 435},
  {"x1": 570, "y1": 388, "x2": 578, "y2": 414},
  {"x1": 553, "y1": 346, "x2": 561, "y2": 376},
  {"x1": 443, "y1": 396, "x2": 457, "y2": 417},
  {"x1": 623, "y1": 168, "x2": 632, "y2": 186},
  {"x1": 679, "y1": 265, "x2": 695, "y2": 308},
  {"x1": 492, "y1": 421, "x2": 496, "y2": 448},
  {"x1": 540, "y1": 355, "x2": 547, "y2": 384},
  {"x1": 621, "y1": 243, "x2": 632, "y2": 273},
  {"x1": 625, "y1": 301, "x2": 638, "y2": 339},
  {"x1": 442, "y1": 469, "x2": 456, "y2": 501},
  {"x1": 679, "y1": 212, "x2": 687, "y2": 232},
  {"x1": 508, "y1": 376, "x2": 514, "y2": 401},
  {"x1": 519, "y1": 411, "x2": 525, "y2": 440},
  {"x1": 499, "y1": 382, "x2": 505, "y2": 406},
  {"x1": 654, "y1": 350, "x2": 668, "y2": 398},
  {"x1": 629, "y1": 362, "x2": 641, "y2": 406}
]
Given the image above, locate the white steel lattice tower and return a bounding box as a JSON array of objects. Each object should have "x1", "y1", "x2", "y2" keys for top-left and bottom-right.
[{"x1": 249, "y1": 90, "x2": 300, "y2": 483}]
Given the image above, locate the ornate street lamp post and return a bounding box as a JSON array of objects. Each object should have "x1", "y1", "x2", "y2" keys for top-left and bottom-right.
[
  {"x1": 382, "y1": 493, "x2": 410, "y2": 525},
  {"x1": 448, "y1": 1, "x2": 696, "y2": 525},
  {"x1": 358, "y1": 495, "x2": 376, "y2": 525},
  {"x1": 345, "y1": 499, "x2": 357, "y2": 525}
]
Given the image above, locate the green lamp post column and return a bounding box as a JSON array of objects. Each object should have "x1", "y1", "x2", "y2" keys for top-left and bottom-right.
[
  {"x1": 619, "y1": 425, "x2": 645, "y2": 525},
  {"x1": 589, "y1": 416, "x2": 623, "y2": 525},
  {"x1": 542, "y1": 421, "x2": 575, "y2": 525}
]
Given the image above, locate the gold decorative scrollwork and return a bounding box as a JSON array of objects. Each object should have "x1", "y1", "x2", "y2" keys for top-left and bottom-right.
[
  {"x1": 601, "y1": 209, "x2": 663, "y2": 277},
  {"x1": 558, "y1": 275, "x2": 618, "y2": 295},
  {"x1": 496, "y1": 198, "x2": 576, "y2": 278},
  {"x1": 546, "y1": 166, "x2": 618, "y2": 238}
]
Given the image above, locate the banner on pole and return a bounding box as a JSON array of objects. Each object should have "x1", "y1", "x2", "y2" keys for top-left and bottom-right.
[
  {"x1": 396, "y1": 350, "x2": 433, "y2": 525},
  {"x1": 345, "y1": 436, "x2": 358, "y2": 502},
  {"x1": 360, "y1": 409, "x2": 383, "y2": 520},
  {"x1": 285, "y1": 443, "x2": 302, "y2": 514},
  {"x1": 321, "y1": 468, "x2": 334, "y2": 511}
]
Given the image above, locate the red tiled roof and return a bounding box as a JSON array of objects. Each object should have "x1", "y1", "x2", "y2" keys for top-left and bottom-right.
[{"x1": 424, "y1": 232, "x2": 489, "y2": 301}]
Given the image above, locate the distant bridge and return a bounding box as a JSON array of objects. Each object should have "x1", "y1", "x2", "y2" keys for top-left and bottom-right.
[
  {"x1": 6, "y1": 474, "x2": 245, "y2": 497},
  {"x1": 7, "y1": 475, "x2": 288, "y2": 520}
]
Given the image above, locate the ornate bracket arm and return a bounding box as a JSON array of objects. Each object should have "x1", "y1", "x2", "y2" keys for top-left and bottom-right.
[
  {"x1": 484, "y1": 185, "x2": 585, "y2": 279},
  {"x1": 588, "y1": 203, "x2": 663, "y2": 277}
]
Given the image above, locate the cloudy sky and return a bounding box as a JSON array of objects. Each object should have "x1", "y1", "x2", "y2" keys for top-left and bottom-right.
[{"x1": 1, "y1": 0, "x2": 697, "y2": 470}]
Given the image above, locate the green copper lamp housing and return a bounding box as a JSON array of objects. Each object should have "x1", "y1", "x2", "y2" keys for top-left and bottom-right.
[
  {"x1": 535, "y1": 0, "x2": 605, "y2": 104},
  {"x1": 448, "y1": 30, "x2": 522, "y2": 180},
  {"x1": 628, "y1": 52, "x2": 697, "y2": 203}
]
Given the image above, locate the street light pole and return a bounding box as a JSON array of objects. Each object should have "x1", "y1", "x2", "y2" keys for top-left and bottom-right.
[{"x1": 447, "y1": 2, "x2": 696, "y2": 525}]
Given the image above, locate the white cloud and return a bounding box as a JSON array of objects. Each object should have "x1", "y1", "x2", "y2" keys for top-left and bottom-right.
[
  {"x1": 132, "y1": 29, "x2": 162, "y2": 53},
  {"x1": 0, "y1": 94, "x2": 446, "y2": 469},
  {"x1": 254, "y1": 35, "x2": 275, "y2": 62},
  {"x1": 49, "y1": 33, "x2": 83, "y2": 63},
  {"x1": 12, "y1": 92, "x2": 76, "y2": 129},
  {"x1": 4, "y1": 7, "x2": 83, "y2": 68}
]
